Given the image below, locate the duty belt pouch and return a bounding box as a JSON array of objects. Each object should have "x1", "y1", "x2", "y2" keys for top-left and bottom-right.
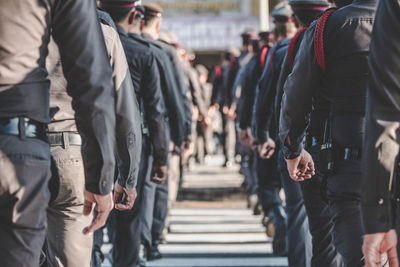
[{"x1": 320, "y1": 119, "x2": 334, "y2": 174}]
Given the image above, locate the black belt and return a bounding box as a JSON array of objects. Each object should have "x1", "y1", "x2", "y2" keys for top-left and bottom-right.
[
  {"x1": 47, "y1": 132, "x2": 82, "y2": 147},
  {"x1": 0, "y1": 117, "x2": 47, "y2": 141},
  {"x1": 336, "y1": 147, "x2": 362, "y2": 161}
]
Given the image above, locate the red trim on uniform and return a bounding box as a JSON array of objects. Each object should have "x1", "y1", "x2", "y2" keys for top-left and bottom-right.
[
  {"x1": 260, "y1": 46, "x2": 269, "y2": 70},
  {"x1": 270, "y1": 41, "x2": 281, "y2": 79},
  {"x1": 99, "y1": 1, "x2": 136, "y2": 9},
  {"x1": 287, "y1": 27, "x2": 308, "y2": 71},
  {"x1": 314, "y1": 9, "x2": 336, "y2": 72},
  {"x1": 214, "y1": 65, "x2": 222, "y2": 81},
  {"x1": 229, "y1": 56, "x2": 236, "y2": 73}
]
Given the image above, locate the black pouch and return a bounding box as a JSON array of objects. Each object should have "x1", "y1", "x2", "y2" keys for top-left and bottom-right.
[{"x1": 319, "y1": 119, "x2": 335, "y2": 174}]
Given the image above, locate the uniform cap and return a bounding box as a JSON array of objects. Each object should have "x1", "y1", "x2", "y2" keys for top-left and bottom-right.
[
  {"x1": 134, "y1": 5, "x2": 145, "y2": 19},
  {"x1": 271, "y1": 2, "x2": 293, "y2": 23},
  {"x1": 99, "y1": 0, "x2": 138, "y2": 9},
  {"x1": 143, "y1": 3, "x2": 163, "y2": 18},
  {"x1": 289, "y1": 0, "x2": 329, "y2": 11},
  {"x1": 241, "y1": 28, "x2": 257, "y2": 39}
]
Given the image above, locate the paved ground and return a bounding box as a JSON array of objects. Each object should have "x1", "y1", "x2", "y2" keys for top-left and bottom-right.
[{"x1": 102, "y1": 155, "x2": 288, "y2": 267}]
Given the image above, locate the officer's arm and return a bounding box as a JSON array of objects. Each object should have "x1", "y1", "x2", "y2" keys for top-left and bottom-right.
[
  {"x1": 254, "y1": 51, "x2": 277, "y2": 144},
  {"x1": 142, "y1": 54, "x2": 168, "y2": 167},
  {"x1": 238, "y1": 60, "x2": 258, "y2": 130},
  {"x1": 188, "y1": 69, "x2": 208, "y2": 118},
  {"x1": 52, "y1": 0, "x2": 116, "y2": 195},
  {"x1": 274, "y1": 55, "x2": 291, "y2": 129},
  {"x1": 362, "y1": 0, "x2": 400, "y2": 234},
  {"x1": 279, "y1": 25, "x2": 322, "y2": 159},
  {"x1": 163, "y1": 60, "x2": 186, "y2": 146},
  {"x1": 105, "y1": 26, "x2": 142, "y2": 190}
]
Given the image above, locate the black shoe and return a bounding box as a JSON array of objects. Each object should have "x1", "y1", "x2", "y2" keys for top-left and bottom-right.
[
  {"x1": 91, "y1": 249, "x2": 105, "y2": 267},
  {"x1": 147, "y1": 244, "x2": 162, "y2": 261},
  {"x1": 138, "y1": 244, "x2": 147, "y2": 267},
  {"x1": 268, "y1": 206, "x2": 287, "y2": 256}
]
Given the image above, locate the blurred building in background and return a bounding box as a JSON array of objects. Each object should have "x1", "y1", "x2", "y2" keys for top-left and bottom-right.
[{"x1": 145, "y1": 0, "x2": 281, "y2": 67}]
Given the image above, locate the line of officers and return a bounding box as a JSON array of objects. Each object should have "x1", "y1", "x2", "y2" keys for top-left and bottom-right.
[
  {"x1": 0, "y1": 1, "x2": 213, "y2": 267},
  {"x1": 0, "y1": 1, "x2": 399, "y2": 267},
  {"x1": 213, "y1": 0, "x2": 400, "y2": 267}
]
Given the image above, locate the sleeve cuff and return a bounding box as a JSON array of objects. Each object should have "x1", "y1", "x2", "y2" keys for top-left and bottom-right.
[{"x1": 361, "y1": 204, "x2": 394, "y2": 234}]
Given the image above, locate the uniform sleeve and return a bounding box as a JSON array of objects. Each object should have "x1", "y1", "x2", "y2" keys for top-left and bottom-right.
[
  {"x1": 188, "y1": 68, "x2": 208, "y2": 118},
  {"x1": 142, "y1": 54, "x2": 168, "y2": 167},
  {"x1": 361, "y1": 0, "x2": 400, "y2": 234},
  {"x1": 279, "y1": 26, "x2": 322, "y2": 159},
  {"x1": 254, "y1": 48, "x2": 279, "y2": 144},
  {"x1": 52, "y1": 0, "x2": 116, "y2": 195},
  {"x1": 104, "y1": 26, "x2": 142, "y2": 190},
  {"x1": 160, "y1": 55, "x2": 186, "y2": 146},
  {"x1": 238, "y1": 60, "x2": 258, "y2": 130},
  {"x1": 274, "y1": 55, "x2": 291, "y2": 131},
  {"x1": 210, "y1": 70, "x2": 222, "y2": 106}
]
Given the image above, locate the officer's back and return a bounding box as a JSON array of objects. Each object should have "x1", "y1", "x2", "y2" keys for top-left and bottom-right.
[{"x1": 321, "y1": 0, "x2": 376, "y2": 147}]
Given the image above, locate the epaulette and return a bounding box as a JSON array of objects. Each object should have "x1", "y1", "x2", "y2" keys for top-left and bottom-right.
[
  {"x1": 314, "y1": 8, "x2": 337, "y2": 72},
  {"x1": 287, "y1": 27, "x2": 308, "y2": 71}
]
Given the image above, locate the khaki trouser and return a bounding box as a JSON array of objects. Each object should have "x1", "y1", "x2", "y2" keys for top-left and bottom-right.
[{"x1": 45, "y1": 145, "x2": 92, "y2": 267}]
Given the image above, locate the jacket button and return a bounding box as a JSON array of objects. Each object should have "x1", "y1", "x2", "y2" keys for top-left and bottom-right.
[{"x1": 378, "y1": 198, "x2": 384, "y2": 205}]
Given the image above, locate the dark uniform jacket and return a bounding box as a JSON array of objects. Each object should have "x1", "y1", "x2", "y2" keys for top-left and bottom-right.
[
  {"x1": 0, "y1": 0, "x2": 116, "y2": 195},
  {"x1": 279, "y1": 0, "x2": 376, "y2": 159},
  {"x1": 47, "y1": 24, "x2": 142, "y2": 190},
  {"x1": 237, "y1": 47, "x2": 269, "y2": 130},
  {"x1": 254, "y1": 39, "x2": 291, "y2": 144},
  {"x1": 210, "y1": 63, "x2": 230, "y2": 108},
  {"x1": 275, "y1": 32, "x2": 330, "y2": 145},
  {"x1": 119, "y1": 29, "x2": 168, "y2": 167},
  {"x1": 140, "y1": 33, "x2": 186, "y2": 146},
  {"x1": 157, "y1": 40, "x2": 193, "y2": 137},
  {"x1": 362, "y1": 0, "x2": 400, "y2": 234}
]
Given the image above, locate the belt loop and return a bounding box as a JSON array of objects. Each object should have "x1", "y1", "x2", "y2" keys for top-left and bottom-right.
[
  {"x1": 63, "y1": 132, "x2": 70, "y2": 149},
  {"x1": 18, "y1": 117, "x2": 26, "y2": 140}
]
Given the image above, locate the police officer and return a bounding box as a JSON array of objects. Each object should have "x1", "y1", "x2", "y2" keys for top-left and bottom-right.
[
  {"x1": 273, "y1": 1, "x2": 342, "y2": 266},
  {"x1": 100, "y1": 1, "x2": 168, "y2": 266},
  {"x1": 0, "y1": 1, "x2": 116, "y2": 266},
  {"x1": 44, "y1": 11, "x2": 142, "y2": 267},
  {"x1": 361, "y1": 0, "x2": 400, "y2": 266},
  {"x1": 138, "y1": 3, "x2": 188, "y2": 262},
  {"x1": 279, "y1": 0, "x2": 377, "y2": 265},
  {"x1": 237, "y1": 35, "x2": 271, "y2": 215},
  {"x1": 254, "y1": 3, "x2": 312, "y2": 262}
]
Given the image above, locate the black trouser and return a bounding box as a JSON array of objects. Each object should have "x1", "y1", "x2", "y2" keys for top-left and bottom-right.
[
  {"x1": 112, "y1": 137, "x2": 153, "y2": 267},
  {"x1": 256, "y1": 153, "x2": 282, "y2": 214},
  {"x1": 301, "y1": 145, "x2": 343, "y2": 267},
  {"x1": 277, "y1": 149, "x2": 312, "y2": 267},
  {"x1": 0, "y1": 134, "x2": 51, "y2": 267},
  {"x1": 326, "y1": 159, "x2": 364, "y2": 267}
]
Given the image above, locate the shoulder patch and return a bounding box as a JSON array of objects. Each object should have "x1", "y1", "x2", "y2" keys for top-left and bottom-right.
[{"x1": 314, "y1": 8, "x2": 336, "y2": 72}]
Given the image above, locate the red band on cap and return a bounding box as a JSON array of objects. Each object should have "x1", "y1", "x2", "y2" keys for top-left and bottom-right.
[
  {"x1": 292, "y1": 6, "x2": 327, "y2": 11},
  {"x1": 100, "y1": 1, "x2": 136, "y2": 9}
]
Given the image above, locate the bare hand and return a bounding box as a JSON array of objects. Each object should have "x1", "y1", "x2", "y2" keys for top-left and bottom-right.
[
  {"x1": 151, "y1": 165, "x2": 168, "y2": 184},
  {"x1": 239, "y1": 128, "x2": 252, "y2": 145},
  {"x1": 113, "y1": 183, "x2": 137, "y2": 211},
  {"x1": 285, "y1": 149, "x2": 315, "y2": 181},
  {"x1": 82, "y1": 190, "x2": 113, "y2": 235},
  {"x1": 258, "y1": 138, "x2": 276, "y2": 159},
  {"x1": 363, "y1": 230, "x2": 399, "y2": 267}
]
